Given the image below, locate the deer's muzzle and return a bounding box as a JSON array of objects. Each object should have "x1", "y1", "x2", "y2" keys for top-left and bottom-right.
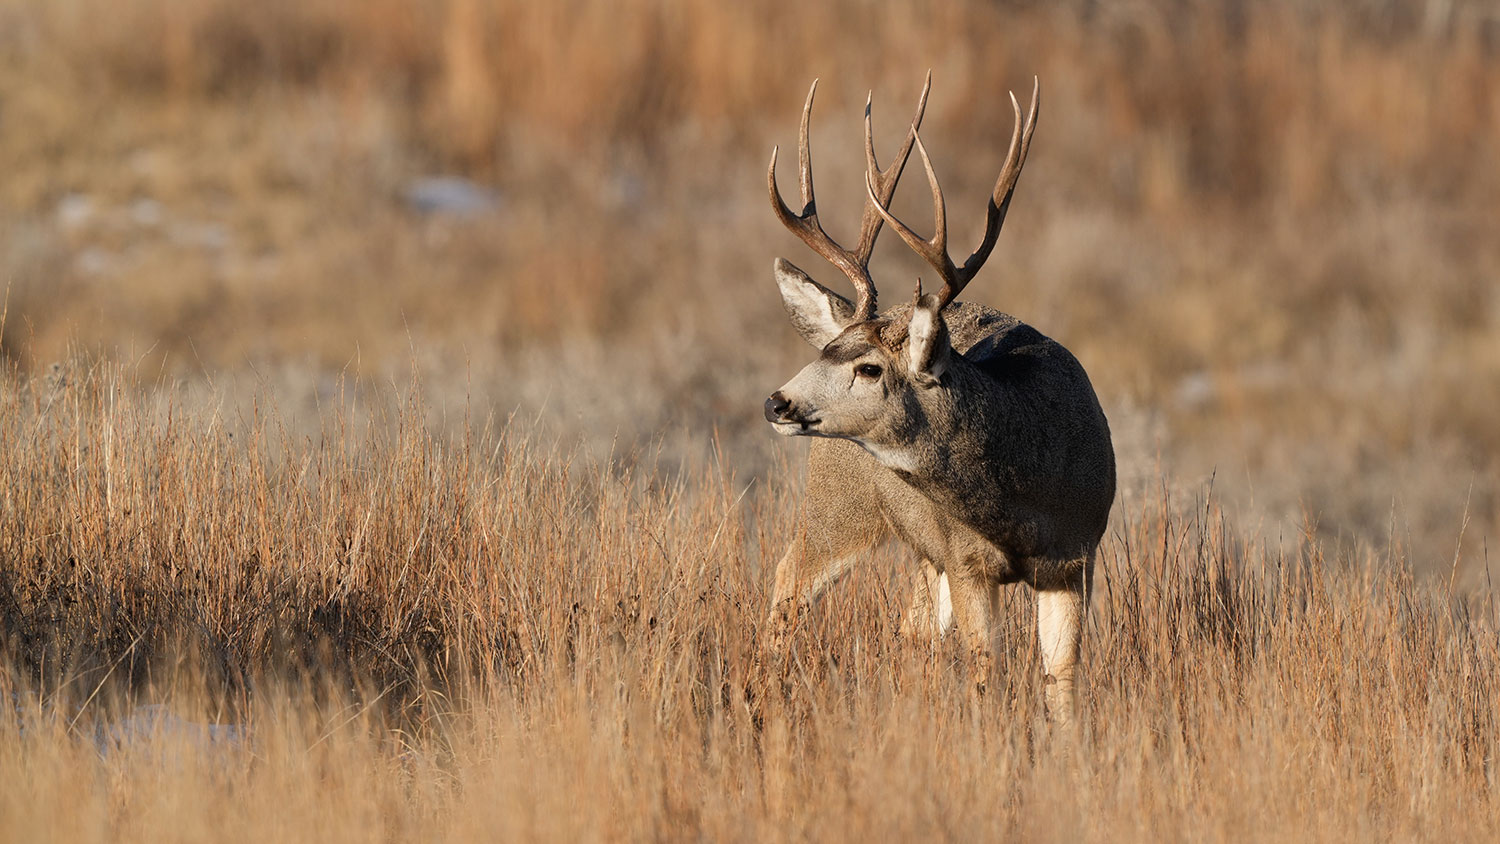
[
  {"x1": 765, "y1": 391, "x2": 821, "y2": 435},
  {"x1": 764, "y1": 391, "x2": 793, "y2": 423}
]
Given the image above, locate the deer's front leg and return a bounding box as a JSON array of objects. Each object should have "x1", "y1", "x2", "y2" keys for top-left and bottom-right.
[
  {"x1": 899, "y1": 560, "x2": 954, "y2": 641},
  {"x1": 765, "y1": 441, "x2": 885, "y2": 653},
  {"x1": 766, "y1": 533, "x2": 867, "y2": 652},
  {"x1": 944, "y1": 566, "x2": 997, "y2": 693}
]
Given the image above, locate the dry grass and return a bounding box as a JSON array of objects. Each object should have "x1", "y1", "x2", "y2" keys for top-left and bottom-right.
[
  {"x1": 1, "y1": 0, "x2": 1499, "y2": 839},
  {"x1": 1, "y1": 361, "x2": 1498, "y2": 841}
]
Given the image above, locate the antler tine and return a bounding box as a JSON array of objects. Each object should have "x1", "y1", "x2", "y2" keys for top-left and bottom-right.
[
  {"x1": 957, "y1": 76, "x2": 1040, "y2": 283},
  {"x1": 865, "y1": 77, "x2": 1041, "y2": 310},
  {"x1": 768, "y1": 78, "x2": 886, "y2": 320},
  {"x1": 797, "y1": 79, "x2": 817, "y2": 208},
  {"x1": 856, "y1": 70, "x2": 932, "y2": 265},
  {"x1": 864, "y1": 128, "x2": 959, "y2": 299}
]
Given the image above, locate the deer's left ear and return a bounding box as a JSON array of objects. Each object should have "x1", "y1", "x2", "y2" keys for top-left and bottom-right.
[
  {"x1": 907, "y1": 293, "x2": 950, "y2": 388},
  {"x1": 774, "y1": 258, "x2": 856, "y2": 348}
]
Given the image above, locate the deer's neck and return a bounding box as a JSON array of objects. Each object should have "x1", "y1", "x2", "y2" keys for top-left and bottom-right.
[
  {"x1": 920, "y1": 359, "x2": 1011, "y2": 471},
  {"x1": 874, "y1": 358, "x2": 1024, "y2": 541}
]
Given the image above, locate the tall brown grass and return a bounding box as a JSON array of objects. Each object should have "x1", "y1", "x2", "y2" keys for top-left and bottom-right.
[{"x1": 2, "y1": 360, "x2": 1498, "y2": 841}]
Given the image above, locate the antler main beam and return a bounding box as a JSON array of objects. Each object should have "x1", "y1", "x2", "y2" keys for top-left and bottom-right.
[
  {"x1": 768, "y1": 73, "x2": 932, "y2": 320},
  {"x1": 865, "y1": 77, "x2": 1040, "y2": 309}
]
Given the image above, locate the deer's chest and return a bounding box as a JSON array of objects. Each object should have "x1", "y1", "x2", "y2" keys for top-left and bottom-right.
[{"x1": 873, "y1": 472, "x2": 1023, "y2": 583}]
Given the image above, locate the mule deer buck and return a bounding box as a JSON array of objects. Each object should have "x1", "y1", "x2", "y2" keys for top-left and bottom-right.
[{"x1": 762, "y1": 75, "x2": 1116, "y2": 722}]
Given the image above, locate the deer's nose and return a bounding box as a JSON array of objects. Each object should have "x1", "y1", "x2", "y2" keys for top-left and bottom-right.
[{"x1": 764, "y1": 391, "x2": 792, "y2": 423}]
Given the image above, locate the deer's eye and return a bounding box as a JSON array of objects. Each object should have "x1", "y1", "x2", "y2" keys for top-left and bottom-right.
[{"x1": 855, "y1": 364, "x2": 883, "y2": 379}]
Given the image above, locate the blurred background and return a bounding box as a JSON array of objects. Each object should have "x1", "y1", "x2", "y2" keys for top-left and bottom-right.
[{"x1": 1, "y1": 0, "x2": 1496, "y2": 579}]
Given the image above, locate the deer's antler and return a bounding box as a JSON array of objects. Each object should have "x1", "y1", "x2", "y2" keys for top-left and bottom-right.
[
  {"x1": 769, "y1": 73, "x2": 932, "y2": 320},
  {"x1": 865, "y1": 77, "x2": 1039, "y2": 309}
]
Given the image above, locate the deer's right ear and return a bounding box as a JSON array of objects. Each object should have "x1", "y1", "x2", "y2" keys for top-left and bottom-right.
[
  {"x1": 774, "y1": 258, "x2": 855, "y2": 348},
  {"x1": 907, "y1": 293, "x2": 950, "y2": 387}
]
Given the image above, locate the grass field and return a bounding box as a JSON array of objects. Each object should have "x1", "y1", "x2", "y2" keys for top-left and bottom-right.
[
  {"x1": 2, "y1": 0, "x2": 1499, "y2": 839},
  {"x1": 1, "y1": 361, "x2": 1498, "y2": 841}
]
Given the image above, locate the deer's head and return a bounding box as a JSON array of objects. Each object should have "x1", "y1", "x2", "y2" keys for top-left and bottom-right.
[
  {"x1": 764, "y1": 263, "x2": 950, "y2": 447},
  {"x1": 763, "y1": 75, "x2": 1039, "y2": 458}
]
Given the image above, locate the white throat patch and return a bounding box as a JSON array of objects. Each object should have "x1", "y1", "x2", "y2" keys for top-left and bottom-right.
[{"x1": 857, "y1": 441, "x2": 919, "y2": 473}]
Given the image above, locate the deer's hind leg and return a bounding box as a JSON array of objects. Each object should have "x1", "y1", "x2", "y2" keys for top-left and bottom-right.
[
  {"x1": 1035, "y1": 553, "x2": 1094, "y2": 725},
  {"x1": 767, "y1": 440, "x2": 886, "y2": 648}
]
